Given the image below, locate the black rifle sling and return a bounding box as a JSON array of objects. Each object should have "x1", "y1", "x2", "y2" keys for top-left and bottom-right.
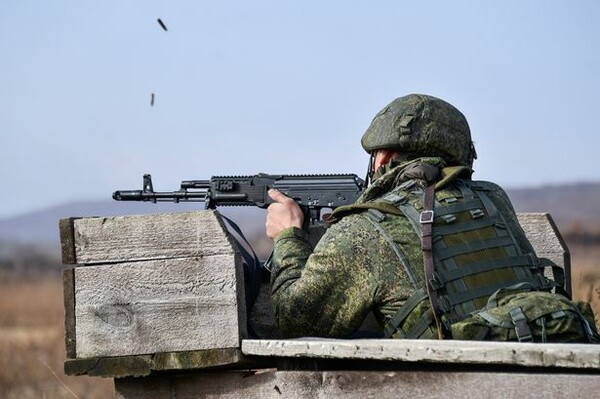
[
  {"x1": 220, "y1": 215, "x2": 263, "y2": 321},
  {"x1": 421, "y1": 183, "x2": 444, "y2": 339}
]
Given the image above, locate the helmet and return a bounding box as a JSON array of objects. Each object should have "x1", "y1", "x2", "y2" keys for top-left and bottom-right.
[{"x1": 361, "y1": 94, "x2": 476, "y2": 168}]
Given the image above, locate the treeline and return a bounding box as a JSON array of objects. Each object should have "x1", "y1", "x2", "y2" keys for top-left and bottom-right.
[
  {"x1": 0, "y1": 241, "x2": 63, "y2": 278},
  {"x1": 563, "y1": 228, "x2": 600, "y2": 246}
]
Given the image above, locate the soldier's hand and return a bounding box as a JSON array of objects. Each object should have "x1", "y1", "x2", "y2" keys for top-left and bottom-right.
[{"x1": 266, "y1": 189, "x2": 304, "y2": 239}]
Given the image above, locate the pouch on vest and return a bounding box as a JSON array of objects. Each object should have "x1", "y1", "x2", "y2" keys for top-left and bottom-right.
[{"x1": 450, "y1": 287, "x2": 599, "y2": 343}]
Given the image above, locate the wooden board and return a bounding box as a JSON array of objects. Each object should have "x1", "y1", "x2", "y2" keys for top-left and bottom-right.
[
  {"x1": 62, "y1": 268, "x2": 76, "y2": 358},
  {"x1": 517, "y1": 213, "x2": 569, "y2": 266},
  {"x1": 242, "y1": 338, "x2": 600, "y2": 369},
  {"x1": 517, "y1": 213, "x2": 571, "y2": 293},
  {"x1": 73, "y1": 254, "x2": 246, "y2": 358},
  {"x1": 64, "y1": 348, "x2": 247, "y2": 377},
  {"x1": 60, "y1": 210, "x2": 234, "y2": 265},
  {"x1": 114, "y1": 369, "x2": 600, "y2": 399}
]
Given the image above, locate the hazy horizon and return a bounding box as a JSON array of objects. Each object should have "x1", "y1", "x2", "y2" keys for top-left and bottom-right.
[{"x1": 2, "y1": 179, "x2": 600, "y2": 223}]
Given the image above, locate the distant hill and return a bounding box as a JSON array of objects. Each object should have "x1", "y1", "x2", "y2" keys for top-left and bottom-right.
[
  {"x1": 1, "y1": 181, "x2": 598, "y2": 245},
  {"x1": 0, "y1": 200, "x2": 270, "y2": 276},
  {"x1": 0, "y1": 201, "x2": 268, "y2": 248},
  {"x1": 1, "y1": 182, "x2": 599, "y2": 275},
  {"x1": 506, "y1": 182, "x2": 600, "y2": 229}
]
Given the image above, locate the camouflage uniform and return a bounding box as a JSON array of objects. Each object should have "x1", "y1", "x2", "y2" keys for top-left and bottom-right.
[{"x1": 269, "y1": 155, "x2": 534, "y2": 338}]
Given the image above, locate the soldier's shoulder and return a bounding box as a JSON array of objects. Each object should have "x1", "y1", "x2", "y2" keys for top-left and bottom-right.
[{"x1": 468, "y1": 179, "x2": 505, "y2": 191}]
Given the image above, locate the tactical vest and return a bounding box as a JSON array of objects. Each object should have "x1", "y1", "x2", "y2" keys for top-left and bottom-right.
[{"x1": 362, "y1": 178, "x2": 557, "y2": 339}]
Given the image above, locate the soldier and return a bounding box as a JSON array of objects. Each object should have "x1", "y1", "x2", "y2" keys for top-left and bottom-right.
[{"x1": 266, "y1": 94, "x2": 598, "y2": 342}]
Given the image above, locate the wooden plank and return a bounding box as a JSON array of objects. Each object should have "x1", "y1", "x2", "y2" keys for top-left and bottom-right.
[
  {"x1": 65, "y1": 355, "x2": 152, "y2": 378},
  {"x1": 517, "y1": 213, "x2": 571, "y2": 294},
  {"x1": 74, "y1": 254, "x2": 246, "y2": 358},
  {"x1": 64, "y1": 210, "x2": 234, "y2": 265},
  {"x1": 517, "y1": 213, "x2": 569, "y2": 266},
  {"x1": 64, "y1": 348, "x2": 248, "y2": 378},
  {"x1": 242, "y1": 338, "x2": 600, "y2": 369},
  {"x1": 62, "y1": 267, "x2": 76, "y2": 358},
  {"x1": 114, "y1": 369, "x2": 600, "y2": 399},
  {"x1": 59, "y1": 217, "x2": 78, "y2": 264}
]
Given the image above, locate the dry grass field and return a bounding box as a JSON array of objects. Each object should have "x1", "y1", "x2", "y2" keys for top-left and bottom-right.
[
  {"x1": 0, "y1": 277, "x2": 114, "y2": 399},
  {"x1": 0, "y1": 244, "x2": 598, "y2": 398},
  {"x1": 570, "y1": 244, "x2": 600, "y2": 318}
]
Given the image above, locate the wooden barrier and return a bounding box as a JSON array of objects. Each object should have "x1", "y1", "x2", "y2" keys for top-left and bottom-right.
[
  {"x1": 116, "y1": 338, "x2": 600, "y2": 398},
  {"x1": 517, "y1": 213, "x2": 572, "y2": 295},
  {"x1": 60, "y1": 211, "x2": 247, "y2": 365},
  {"x1": 59, "y1": 211, "x2": 599, "y2": 398},
  {"x1": 113, "y1": 368, "x2": 599, "y2": 399}
]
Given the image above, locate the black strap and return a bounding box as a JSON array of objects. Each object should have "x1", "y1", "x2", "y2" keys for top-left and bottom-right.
[
  {"x1": 422, "y1": 183, "x2": 444, "y2": 339},
  {"x1": 436, "y1": 254, "x2": 536, "y2": 285},
  {"x1": 538, "y1": 257, "x2": 568, "y2": 296},
  {"x1": 383, "y1": 289, "x2": 429, "y2": 338},
  {"x1": 220, "y1": 215, "x2": 263, "y2": 318},
  {"x1": 405, "y1": 308, "x2": 437, "y2": 339},
  {"x1": 221, "y1": 215, "x2": 262, "y2": 274},
  {"x1": 509, "y1": 307, "x2": 533, "y2": 342}
]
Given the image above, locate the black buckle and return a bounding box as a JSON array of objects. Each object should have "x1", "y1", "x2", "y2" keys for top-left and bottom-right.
[{"x1": 509, "y1": 307, "x2": 533, "y2": 342}]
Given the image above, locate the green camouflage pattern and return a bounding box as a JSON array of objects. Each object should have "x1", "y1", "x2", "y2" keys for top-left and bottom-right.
[
  {"x1": 451, "y1": 291, "x2": 599, "y2": 343},
  {"x1": 361, "y1": 94, "x2": 476, "y2": 168},
  {"x1": 269, "y1": 157, "x2": 537, "y2": 338}
]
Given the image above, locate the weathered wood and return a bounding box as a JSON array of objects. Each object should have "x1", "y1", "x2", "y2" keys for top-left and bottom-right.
[
  {"x1": 114, "y1": 369, "x2": 600, "y2": 399},
  {"x1": 74, "y1": 254, "x2": 246, "y2": 358},
  {"x1": 62, "y1": 268, "x2": 76, "y2": 358},
  {"x1": 62, "y1": 210, "x2": 234, "y2": 265},
  {"x1": 517, "y1": 213, "x2": 571, "y2": 294},
  {"x1": 242, "y1": 338, "x2": 600, "y2": 369},
  {"x1": 65, "y1": 355, "x2": 153, "y2": 378},
  {"x1": 59, "y1": 217, "x2": 79, "y2": 264},
  {"x1": 64, "y1": 348, "x2": 248, "y2": 378},
  {"x1": 517, "y1": 213, "x2": 569, "y2": 267}
]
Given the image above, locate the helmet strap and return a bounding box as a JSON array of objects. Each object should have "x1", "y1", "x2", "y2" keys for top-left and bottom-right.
[{"x1": 365, "y1": 153, "x2": 375, "y2": 187}]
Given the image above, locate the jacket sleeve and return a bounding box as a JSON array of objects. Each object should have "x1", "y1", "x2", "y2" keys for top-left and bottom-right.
[{"x1": 269, "y1": 215, "x2": 381, "y2": 338}]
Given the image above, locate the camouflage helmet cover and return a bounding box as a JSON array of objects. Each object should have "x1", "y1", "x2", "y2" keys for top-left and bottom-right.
[{"x1": 361, "y1": 94, "x2": 477, "y2": 167}]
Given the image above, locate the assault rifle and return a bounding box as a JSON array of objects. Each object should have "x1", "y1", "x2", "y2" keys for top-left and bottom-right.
[{"x1": 112, "y1": 173, "x2": 366, "y2": 225}]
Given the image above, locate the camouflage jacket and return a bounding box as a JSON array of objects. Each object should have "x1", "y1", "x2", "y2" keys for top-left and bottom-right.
[{"x1": 269, "y1": 157, "x2": 534, "y2": 338}]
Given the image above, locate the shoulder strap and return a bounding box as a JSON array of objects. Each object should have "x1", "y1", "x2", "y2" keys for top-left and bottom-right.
[
  {"x1": 422, "y1": 183, "x2": 445, "y2": 339},
  {"x1": 374, "y1": 180, "x2": 445, "y2": 339}
]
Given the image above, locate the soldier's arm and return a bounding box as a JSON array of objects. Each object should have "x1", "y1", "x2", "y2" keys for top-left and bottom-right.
[{"x1": 269, "y1": 215, "x2": 382, "y2": 338}]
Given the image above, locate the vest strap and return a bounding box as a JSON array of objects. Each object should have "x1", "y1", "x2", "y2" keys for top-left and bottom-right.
[
  {"x1": 422, "y1": 183, "x2": 444, "y2": 339},
  {"x1": 383, "y1": 289, "x2": 429, "y2": 338}
]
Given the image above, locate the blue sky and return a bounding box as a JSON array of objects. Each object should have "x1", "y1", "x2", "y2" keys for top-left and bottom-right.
[{"x1": 1, "y1": 1, "x2": 599, "y2": 218}]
